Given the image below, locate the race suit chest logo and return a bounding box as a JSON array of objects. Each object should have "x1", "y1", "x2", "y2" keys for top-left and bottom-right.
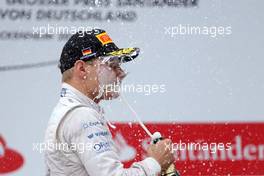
[
  {"x1": 0, "y1": 135, "x2": 24, "y2": 174},
  {"x1": 82, "y1": 121, "x2": 104, "y2": 129},
  {"x1": 93, "y1": 141, "x2": 112, "y2": 153},
  {"x1": 87, "y1": 131, "x2": 110, "y2": 139}
]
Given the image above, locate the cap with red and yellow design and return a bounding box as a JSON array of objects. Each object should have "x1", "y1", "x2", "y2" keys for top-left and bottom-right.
[{"x1": 59, "y1": 29, "x2": 140, "y2": 73}]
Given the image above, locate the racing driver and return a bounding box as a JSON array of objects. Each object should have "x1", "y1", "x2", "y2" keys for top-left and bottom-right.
[{"x1": 44, "y1": 29, "x2": 174, "y2": 176}]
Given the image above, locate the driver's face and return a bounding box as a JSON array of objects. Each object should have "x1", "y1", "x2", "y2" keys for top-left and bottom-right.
[
  {"x1": 105, "y1": 60, "x2": 127, "y2": 82},
  {"x1": 95, "y1": 59, "x2": 127, "y2": 100}
]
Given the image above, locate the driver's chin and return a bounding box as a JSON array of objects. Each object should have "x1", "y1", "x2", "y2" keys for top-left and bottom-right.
[{"x1": 103, "y1": 91, "x2": 120, "y2": 100}]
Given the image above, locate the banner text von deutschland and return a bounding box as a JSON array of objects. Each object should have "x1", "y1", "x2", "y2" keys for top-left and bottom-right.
[{"x1": 0, "y1": 9, "x2": 137, "y2": 21}]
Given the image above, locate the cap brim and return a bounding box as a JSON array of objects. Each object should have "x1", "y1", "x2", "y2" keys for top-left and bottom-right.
[{"x1": 100, "y1": 47, "x2": 140, "y2": 63}]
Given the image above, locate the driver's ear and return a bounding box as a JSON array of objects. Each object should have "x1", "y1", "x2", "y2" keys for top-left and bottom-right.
[{"x1": 74, "y1": 60, "x2": 87, "y2": 78}]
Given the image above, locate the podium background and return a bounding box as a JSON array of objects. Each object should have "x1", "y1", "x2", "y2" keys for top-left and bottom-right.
[{"x1": 0, "y1": 0, "x2": 264, "y2": 175}]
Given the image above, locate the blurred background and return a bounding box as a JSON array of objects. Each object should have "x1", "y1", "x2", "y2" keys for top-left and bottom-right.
[{"x1": 0, "y1": 0, "x2": 264, "y2": 175}]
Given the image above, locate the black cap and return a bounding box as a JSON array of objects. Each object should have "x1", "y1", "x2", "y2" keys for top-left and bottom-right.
[{"x1": 59, "y1": 29, "x2": 140, "y2": 73}]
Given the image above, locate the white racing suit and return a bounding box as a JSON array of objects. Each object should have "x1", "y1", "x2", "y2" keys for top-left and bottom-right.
[{"x1": 44, "y1": 83, "x2": 161, "y2": 176}]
